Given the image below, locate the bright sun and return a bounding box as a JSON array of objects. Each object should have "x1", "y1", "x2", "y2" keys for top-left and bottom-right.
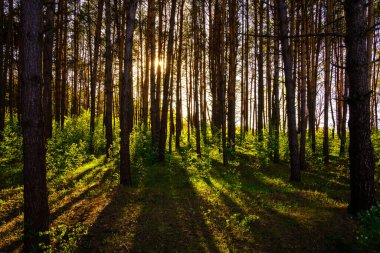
[{"x1": 155, "y1": 58, "x2": 164, "y2": 69}]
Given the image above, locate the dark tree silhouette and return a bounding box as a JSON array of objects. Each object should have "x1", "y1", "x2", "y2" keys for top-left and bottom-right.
[{"x1": 21, "y1": 0, "x2": 50, "y2": 250}]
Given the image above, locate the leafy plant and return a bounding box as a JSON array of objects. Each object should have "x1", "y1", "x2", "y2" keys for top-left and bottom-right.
[
  {"x1": 356, "y1": 204, "x2": 380, "y2": 251},
  {"x1": 40, "y1": 223, "x2": 88, "y2": 253},
  {"x1": 0, "y1": 123, "x2": 22, "y2": 163}
]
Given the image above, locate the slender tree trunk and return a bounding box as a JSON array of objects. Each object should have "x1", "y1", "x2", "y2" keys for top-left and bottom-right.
[
  {"x1": 2, "y1": 0, "x2": 14, "y2": 132},
  {"x1": 0, "y1": 0, "x2": 4, "y2": 139},
  {"x1": 367, "y1": 0, "x2": 375, "y2": 128},
  {"x1": 55, "y1": 0, "x2": 63, "y2": 128},
  {"x1": 277, "y1": 0, "x2": 300, "y2": 181},
  {"x1": 227, "y1": 0, "x2": 237, "y2": 151},
  {"x1": 345, "y1": 0, "x2": 376, "y2": 214},
  {"x1": 60, "y1": 0, "x2": 68, "y2": 129},
  {"x1": 21, "y1": 0, "x2": 50, "y2": 250},
  {"x1": 257, "y1": 0, "x2": 264, "y2": 141},
  {"x1": 105, "y1": 0, "x2": 113, "y2": 158},
  {"x1": 43, "y1": 0, "x2": 54, "y2": 140},
  {"x1": 8, "y1": 2, "x2": 14, "y2": 125},
  {"x1": 340, "y1": 73, "x2": 348, "y2": 156},
  {"x1": 271, "y1": 3, "x2": 280, "y2": 163},
  {"x1": 176, "y1": 0, "x2": 185, "y2": 150},
  {"x1": 220, "y1": 0, "x2": 227, "y2": 165},
  {"x1": 244, "y1": 0, "x2": 249, "y2": 133},
  {"x1": 90, "y1": 0, "x2": 105, "y2": 151},
  {"x1": 72, "y1": 0, "x2": 79, "y2": 116},
  {"x1": 299, "y1": 0, "x2": 307, "y2": 170},
  {"x1": 158, "y1": 0, "x2": 177, "y2": 161},
  {"x1": 148, "y1": 0, "x2": 158, "y2": 146},
  {"x1": 120, "y1": 0, "x2": 138, "y2": 186},
  {"x1": 193, "y1": 0, "x2": 201, "y2": 157},
  {"x1": 323, "y1": 0, "x2": 332, "y2": 164}
]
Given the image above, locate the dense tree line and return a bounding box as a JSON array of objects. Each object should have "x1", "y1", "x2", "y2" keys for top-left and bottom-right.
[{"x1": 0, "y1": 0, "x2": 378, "y2": 250}]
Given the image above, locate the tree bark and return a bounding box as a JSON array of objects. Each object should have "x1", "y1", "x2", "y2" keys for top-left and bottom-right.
[
  {"x1": 227, "y1": 0, "x2": 237, "y2": 150},
  {"x1": 105, "y1": 0, "x2": 113, "y2": 159},
  {"x1": 277, "y1": 0, "x2": 300, "y2": 181},
  {"x1": 344, "y1": 0, "x2": 376, "y2": 214},
  {"x1": 175, "y1": 0, "x2": 185, "y2": 150},
  {"x1": 257, "y1": 0, "x2": 264, "y2": 142},
  {"x1": 72, "y1": 0, "x2": 79, "y2": 116},
  {"x1": 90, "y1": 0, "x2": 105, "y2": 151},
  {"x1": 323, "y1": 0, "x2": 332, "y2": 164},
  {"x1": 0, "y1": 0, "x2": 4, "y2": 139},
  {"x1": 158, "y1": 0, "x2": 177, "y2": 161},
  {"x1": 271, "y1": 2, "x2": 280, "y2": 163},
  {"x1": 43, "y1": 0, "x2": 54, "y2": 140},
  {"x1": 120, "y1": 0, "x2": 138, "y2": 186},
  {"x1": 21, "y1": 0, "x2": 50, "y2": 250}
]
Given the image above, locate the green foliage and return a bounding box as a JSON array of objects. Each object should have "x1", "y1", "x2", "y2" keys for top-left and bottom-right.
[
  {"x1": 130, "y1": 127, "x2": 157, "y2": 165},
  {"x1": 356, "y1": 203, "x2": 380, "y2": 251},
  {"x1": 226, "y1": 213, "x2": 260, "y2": 233},
  {"x1": 0, "y1": 123, "x2": 22, "y2": 163},
  {"x1": 47, "y1": 111, "x2": 105, "y2": 171},
  {"x1": 372, "y1": 130, "x2": 380, "y2": 182},
  {"x1": 40, "y1": 223, "x2": 88, "y2": 253}
]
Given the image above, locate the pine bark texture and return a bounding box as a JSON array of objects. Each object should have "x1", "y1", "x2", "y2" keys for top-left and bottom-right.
[
  {"x1": 21, "y1": 0, "x2": 50, "y2": 250},
  {"x1": 344, "y1": 0, "x2": 376, "y2": 214}
]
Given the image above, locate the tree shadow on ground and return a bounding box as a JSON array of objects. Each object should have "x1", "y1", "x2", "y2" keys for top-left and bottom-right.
[
  {"x1": 204, "y1": 152, "x2": 365, "y2": 253},
  {"x1": 78, "y1": 155, "x2": 219, "y2": 253}
]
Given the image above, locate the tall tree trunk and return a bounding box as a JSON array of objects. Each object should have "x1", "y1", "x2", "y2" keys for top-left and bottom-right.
[
  {"x1": 158, "y1": 0, "x2": 177, "y2": 161},
  {"x1": 323, "y1": 0, "x2": 332, "y2": 164},
  {"x1": 227, "y1": 0, "x2": 237, "y2": 150},
  {"x1": 105, "y1": 0, "x2": 113, "y2": 158},
  {"x1": 120, "y1": 0, "x2": 138, "y2": 186},
  {"x1": 299, "y1": 0, "x2": 307, "y2": 170},
  {"x1": 367, "y1": 0, "x2": 375, "y2": 128},
  {"x1": 90, "y1": 0, "x2": 105, "y2": 151},
  {"x1": 277, "y1": 0, "x2": 300, "y2": 181},
  {"x1": 344, "y1": 0, "x2": 376, "y2": 214},
  {"x1": 271, "y1": 3, "x2": 280, "y2": 163},
  {"x1": 257, "y1": 0, "x2": 264, "y2": 142},
  {"x1": 0, "y1": 0, "x2": 4, "y2": 139},
  {"x1": 43, "y1": 0, "x2": 54, "y2": 140},
  {"x1": 148, "y1": 0, "x2": 158, "y2": 146},
  {"x1": 193, "y1": 0, "x2": 201, "y2": 156},
  {"x1": 340, "y1": 74, "x2": 348, "y2": 155},
  {"x1": 21, "y1": 0, "x2": 50, "y2": 250},
  {"x1": 244, "y1": 0, "x2": 249, "y2": 133},
  {"x1": 54, "y1": 0, "x2": 63, "y2": 128},
  {"x1": 2, "y1": 0, "x2": 13, "y2": 133},
  {"x1": 176, "y1": 0, "x2": 185, "y2": 150},
  {"x1": 220, "y1": 0, "x2": 227, "y2": 165},
  {"x1": 60, "y1": 0, "x2": 68, "y2": 129},
  {"x1": 8, "y1": 0, "x2": 14, "y2": 125},
  {"x1": 72, "y1": 0, "x2": 79, "y2": 116}
]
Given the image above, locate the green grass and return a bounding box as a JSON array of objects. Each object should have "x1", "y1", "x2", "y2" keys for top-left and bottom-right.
[{"x1": 0, "y1": 126, "x2": 379, "y2": 252}]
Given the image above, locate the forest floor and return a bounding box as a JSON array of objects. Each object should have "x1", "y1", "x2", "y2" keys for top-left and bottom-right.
[{"x1": 0, "y1": 145, "x2": 377, "y2": 252}]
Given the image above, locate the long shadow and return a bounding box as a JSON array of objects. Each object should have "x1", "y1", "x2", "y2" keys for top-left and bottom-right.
[
  {"x1": 1, "y1": 234, "x2": 23, "y2": 252},
  {"x1": 234, "y1": 150, "x2": 354, "y2": 204},
  {"x1": 206, "y1": 155, "x2": 364, "y2": 252},
  {"x1": 79, "y1": 155, "x2": 219, "y2": 253},
  {"x1": 51, "y1": 167, "x2": 114, "y2": 221}
]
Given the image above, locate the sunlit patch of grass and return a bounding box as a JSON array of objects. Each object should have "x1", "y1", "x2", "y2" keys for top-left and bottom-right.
[{"x1": 0, "y1": 154, "x2": 120, "y2": 252}]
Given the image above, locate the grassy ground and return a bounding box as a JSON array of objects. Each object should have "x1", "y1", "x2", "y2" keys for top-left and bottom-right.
[{"x1": 2, "y1": 140, "x2": 376, "y2": 253}]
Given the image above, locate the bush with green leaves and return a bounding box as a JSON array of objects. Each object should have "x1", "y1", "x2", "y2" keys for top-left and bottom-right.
[
  {"x1": 0, "y1": 123, "x2": 22, "y2": 163},
  {"x1": 356, "y1": 203, "x2": 380, "y2": 251},
  {"x1": 47, "y1": 111, "x2": 105, "y2": 171},
  {"x1": 39, "y1": 223, "x2": 88, "y2": 253}
]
